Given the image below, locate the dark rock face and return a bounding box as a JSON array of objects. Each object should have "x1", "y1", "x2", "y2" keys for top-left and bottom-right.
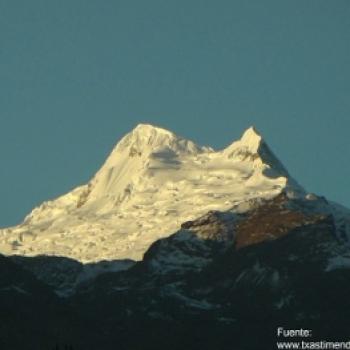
[
  {"x1": 235, "y1": 193, "x2": 334, "y2": 248},
  {"x1": 10, "y1": 255, "x2": 83, "y2": 295},
  {"x1": 0, "y1": 255, "x2": 77, "y2": 350},
  {"x1": 2, "y1": 194, "x2": 350, "y2": 349},
  {"x1": 142, "y1": 211, "x2": 237, "y2": 275},
  {"x1": 181, "y1": 210, "x2": 236, "y2": 242}
]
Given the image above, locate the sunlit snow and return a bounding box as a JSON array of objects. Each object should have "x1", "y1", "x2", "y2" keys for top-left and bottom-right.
[{"x1": 0, "y1": 124, "x2": 303, "y2": 262}]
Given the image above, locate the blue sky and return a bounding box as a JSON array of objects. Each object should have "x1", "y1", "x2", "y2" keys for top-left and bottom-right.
[{"x1": 1, "y1": 0, "x2": 349, "y2": 226}]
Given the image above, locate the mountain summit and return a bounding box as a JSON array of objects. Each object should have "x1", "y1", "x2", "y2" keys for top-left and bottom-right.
[
  {"x1": 0, "y1": 124, "x2": 303, "y2": 262},
  {"x1": 232, "y1": 126, "x2": 263, "y2": 151},
  {"x1": 114, "y1": 123, "x2": 205, "y2": 155},
  {"x1": 223, "y1": 126, "x2": 290, "y2": 176}
]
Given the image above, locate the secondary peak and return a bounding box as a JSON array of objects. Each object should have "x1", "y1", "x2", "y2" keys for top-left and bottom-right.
[{"x1": 239, "y1": 126, "x2": 263, "y2": 152}]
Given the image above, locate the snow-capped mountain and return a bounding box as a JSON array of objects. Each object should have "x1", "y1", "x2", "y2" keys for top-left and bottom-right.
[
  {"x1": 0, "y1": 124, "x2": 304, "y2": 262},
  {"x1": 1, "y1": 124, "x2": 350, "y2": 350}
]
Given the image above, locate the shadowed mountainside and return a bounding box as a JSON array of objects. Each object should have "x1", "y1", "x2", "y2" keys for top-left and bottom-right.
[{"x1": 2, "y1": 193, "x2": 350, "y2": 349}]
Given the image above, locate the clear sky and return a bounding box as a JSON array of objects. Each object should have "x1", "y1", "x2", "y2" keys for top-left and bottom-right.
[{"x1": 1, "y1": 0, "x2": 349, "y2": 227}]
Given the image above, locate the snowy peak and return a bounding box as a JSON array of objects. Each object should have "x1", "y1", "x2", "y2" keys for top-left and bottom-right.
[
  {"x1": 223, "y1": 125, "x2": 266, "y2": 158},
  {"x1": 223, "y1": 126, "x2": 289, "y2": 177},
  {"x1": 134, "y1": 123, "x2": 171, "y2": 134},
  {"x1": 117, "y1": 124, "x2": 174, "y2": 152},
  {"x1": 114, "y1": 123, "x2": 205, "y2": 157},
  {"x1": 239, "y1": 126, "x2": 262, "y2": 153},
  {"x1": 76, "y1": 124, "x2": 209, "y2": 209}
]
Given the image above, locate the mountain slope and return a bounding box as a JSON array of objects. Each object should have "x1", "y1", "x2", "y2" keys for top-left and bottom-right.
[
  {"x1": 0, "y1": 254, "x2": 76, "y2": 350},
  {"x1": 1, "y1": 124, "x2": 350, "y2": 349},
  {"x1": 68, "y1": 193, "x2": 350, "y2": 350},
  {"x1": 0, "y1": 124, "x2": 303, "y2": 262}
]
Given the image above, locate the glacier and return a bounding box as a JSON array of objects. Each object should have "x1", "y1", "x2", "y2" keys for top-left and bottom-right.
[{"x1": 0, "y1": 124, "x2": 304, "y2": 262}]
